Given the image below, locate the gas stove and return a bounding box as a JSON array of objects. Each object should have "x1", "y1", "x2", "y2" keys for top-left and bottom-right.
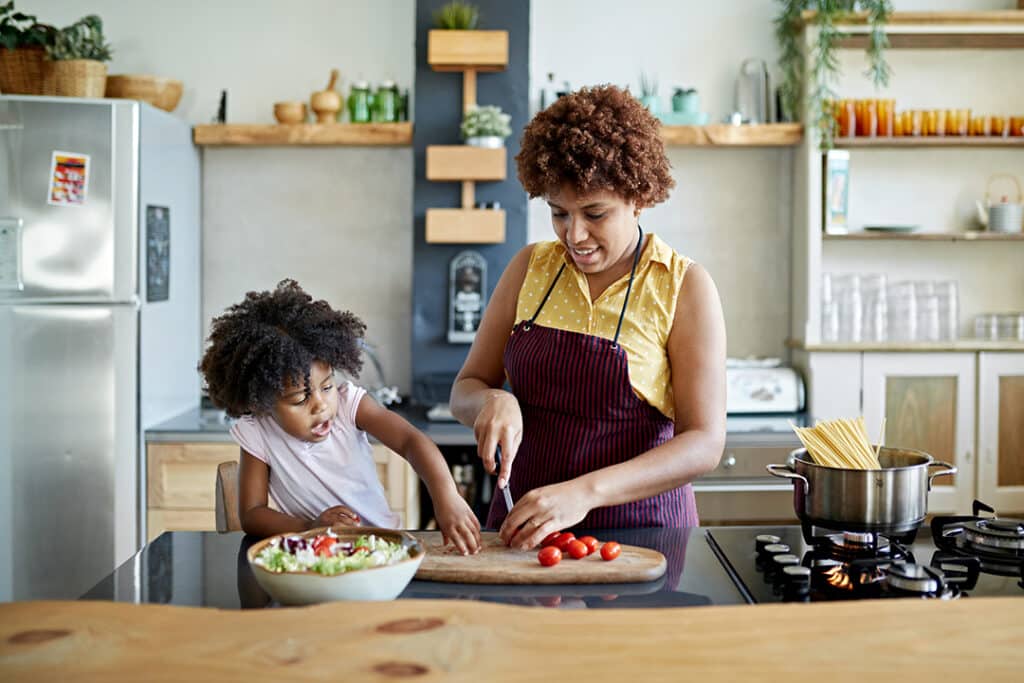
[{"x1": 707, "y1": 500, "x2": 1024, "y2": 604}]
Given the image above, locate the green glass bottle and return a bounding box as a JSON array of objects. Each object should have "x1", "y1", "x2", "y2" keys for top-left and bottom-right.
[
  {"x1": 348, "y1": 80, "x2": 371, "y2": 123},
  {"x1": 373, "y1": 80, "x2": 397, "y2": 123}
]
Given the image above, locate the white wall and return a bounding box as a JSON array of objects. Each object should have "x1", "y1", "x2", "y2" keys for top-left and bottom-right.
[
  {"x1": 30, "y1": 0, "x2": 416, "y2": 391},
  {"x1": 528, "y1": 0, "x2": 1016, "y2": 358}
]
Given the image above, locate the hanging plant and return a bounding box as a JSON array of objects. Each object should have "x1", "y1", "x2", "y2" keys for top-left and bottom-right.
[{"x1": 775, "y1": 0, "x2": 892, "y2": 148}]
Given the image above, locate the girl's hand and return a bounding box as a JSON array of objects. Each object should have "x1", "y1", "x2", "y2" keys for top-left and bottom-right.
[
  {"x1": 498, "y1": 480, "x2": 592, "y2": 550},
  {"x1": 313, "y1": 505, "x2": 361, "y2": 528},
  {"x1": 473, "y1": 391, "x2": 523, "y2": 489},
  {"x1": 434, "y1": 492, "x2": 482, "y2": 555}
]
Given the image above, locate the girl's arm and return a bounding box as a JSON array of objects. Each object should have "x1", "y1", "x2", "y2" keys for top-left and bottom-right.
[
  {"x1": 237, "y1": 450, "x2": 359, "y2": 536},
  {"x1": 356, "y1": 396, "x2": 481, "y2": 554}
]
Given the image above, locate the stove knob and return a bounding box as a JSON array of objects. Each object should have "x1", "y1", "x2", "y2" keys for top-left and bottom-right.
[
  {"x1": 768, "y1": 553, "x2": 800, "y2": 586},
  {"x1": 757, "y1": 542, "x2": 791, "y2": 572},
  {"x1": 755, "y1": 534, "x2": 782, "y2": 554},
  {"x1": 782, "y1": 565, "x2": 812, "y2": 602}
]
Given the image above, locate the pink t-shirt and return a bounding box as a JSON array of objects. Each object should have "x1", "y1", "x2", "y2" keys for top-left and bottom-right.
[{"x1": 230, "y1": 381, "x2": 400, "y2": 528}]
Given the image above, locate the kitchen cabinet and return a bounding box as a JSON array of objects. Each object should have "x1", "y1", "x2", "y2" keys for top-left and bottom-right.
[
  {"x1": 977, "y1": 353, "x2": 1024, "y2": 511},
  {"x1": 146, "y1": 442, "x2": 420, "y2": 540},
  {"x1": 794, "y1": 350, "x2": 1024, "y2": 514}
]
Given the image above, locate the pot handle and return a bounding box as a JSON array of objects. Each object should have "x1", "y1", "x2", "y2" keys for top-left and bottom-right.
[
  {"x1": 766, "y1": 463, "x2": 809, "y2": 495},
  {"x1": 927, "y1": 460, "x2": 958, "y2": 490}
]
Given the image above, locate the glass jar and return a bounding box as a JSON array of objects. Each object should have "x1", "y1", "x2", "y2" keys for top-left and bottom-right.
[
  {"x1": 348, "y1": 80, "x2": 372, "y2": 123},
  {"x1": 372, "y1": 80, "x2": 398, "y2": 123}
]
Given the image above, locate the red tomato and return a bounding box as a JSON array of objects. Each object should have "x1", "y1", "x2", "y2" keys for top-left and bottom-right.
[
  {"x1": 537, "y1": 546, "x2": 562, "y2": 567},
  {"x1": 541, "y1": 531, "x2": 563, "y2": 548},
  {"x1": 311, "y1": 536, "x2": 334, "y2": 556},
  {"x1": 566, "y1": 539, "x2": 589, "y2": 560},
  {"x1": 578, "y1": 536, "x2": 599, "y2": 555},
  {"x1": 600, "y1": 541, "x2": 621, "y2": 561},
  {"x1": 554, "y1": 532, "x2": 576, "y2": 552},
  {"x1": 353, "y1": 546, "x2": 370, "y2": 554}
]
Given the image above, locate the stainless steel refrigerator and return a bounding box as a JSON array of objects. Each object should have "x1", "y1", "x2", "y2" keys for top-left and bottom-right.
[{"x1": 0, "y1": 96, "x2": 200, "y2": 601}]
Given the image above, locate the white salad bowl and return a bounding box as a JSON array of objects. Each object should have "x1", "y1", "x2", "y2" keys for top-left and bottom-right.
[{"x1": 247, "y1": 526, "x2": 425, "y2": 605}]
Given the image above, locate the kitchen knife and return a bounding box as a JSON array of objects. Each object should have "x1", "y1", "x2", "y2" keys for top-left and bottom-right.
[{"x1": 494, "y1": 446, "x2": 514, "y2": 512}]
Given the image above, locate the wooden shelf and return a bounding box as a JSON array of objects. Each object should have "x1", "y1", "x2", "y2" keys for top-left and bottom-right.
[
  {"x1": 193, "y1": 122, "x2": 412, "y2": 146},
  {"x1": 824, "y1": 232, "x2": 1024, "y2": 242},
  {"x1": 801, "y1": 11, "x2": 1024, "y2": 48},
  {"x1": 800, "y1": 10, "x2": 1024, "y2": 26},
  {"x1": 833, "y1": 137, "x2": 1024, "y2": 149},
  {"x1": 427, "y1": 30, "x2": 508, "y2": 71},
  {"x1": 789, "y1": 339, "x2": 1024, "y2": 353},
  {"x1": 660, "y1": 123, "x2": 803, "y2": 147},
  {"x1": 426, "y1": 145, "x2": 506, "y2": 181},
  {"x1": 425, "y1": 208, "x2": 505, "y2": 243}
]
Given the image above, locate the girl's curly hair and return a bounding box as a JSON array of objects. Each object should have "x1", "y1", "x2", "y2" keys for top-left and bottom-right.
[
  {"x1": 199, "y1": 279, "x2": 365, "y2": 417},
  {"x1": 516, "y1": 84, "x2": 675, "y2": 208}
]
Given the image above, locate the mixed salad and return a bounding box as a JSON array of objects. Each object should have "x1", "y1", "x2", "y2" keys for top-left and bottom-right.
[{"x1": 254, "y1": 530, "x2": 410, "y2": 576}]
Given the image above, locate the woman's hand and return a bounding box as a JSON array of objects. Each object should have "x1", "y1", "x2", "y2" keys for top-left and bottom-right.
[
  {"x1": 434, "y1": 491, "x2": 482, "y2": 555},
  {"x1": 473, "y1": 390, "x2": 523, "y2": 488},
  {"x1": 498, "y1": 480, "x2": 593, "y2": 549},
  {"x1": 313, "y1": 505, "x2": 361, "y2": 528}
]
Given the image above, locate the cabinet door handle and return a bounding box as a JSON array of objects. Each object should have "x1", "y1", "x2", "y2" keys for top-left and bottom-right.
[
  {"x1": 964, "y1": 450, "x2": 972, "y2": 464},
  {"x1": 722, "y1": 454, "x2": 737, "y2": 469}
]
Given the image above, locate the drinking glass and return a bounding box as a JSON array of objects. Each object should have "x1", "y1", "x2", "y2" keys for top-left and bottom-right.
[
  {"x1": 974, "y1": 314, "x2": 998, "y2": 340},
  {"x1": 997, "y1": 313, "x2": 1024, "y2": 341},
  {"x1": 887, "y1": 282, "x2": 918, "y2": 342},
  {"x1": 935, "y1": 281, "x2": 959, "y2": 341}
]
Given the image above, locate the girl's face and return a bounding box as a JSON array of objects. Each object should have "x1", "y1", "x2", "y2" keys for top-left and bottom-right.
[
  {"x1": 272, "y1": 360, "x2": 339, "y2": 442},
  {"x1": 547, "y1": 184, "x2": 640, "y2": 275}
]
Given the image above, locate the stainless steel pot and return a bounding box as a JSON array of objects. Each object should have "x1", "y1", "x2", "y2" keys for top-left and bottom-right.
[{"x1": 766, "y1": 447, "x2": 957, "y2": 535}]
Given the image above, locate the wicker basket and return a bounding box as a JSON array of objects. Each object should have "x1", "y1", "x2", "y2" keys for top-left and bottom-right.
[
  {"x1": 50, "y1": 59, "x2": 107, "y2": 98},
  {"x1": 0, "y1": 47, "x2": 51, "y2": 95}
]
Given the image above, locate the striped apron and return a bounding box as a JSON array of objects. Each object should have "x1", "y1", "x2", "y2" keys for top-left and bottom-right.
[{"x1": 487, "y1": 227, "x2": 699, "y2": 530}]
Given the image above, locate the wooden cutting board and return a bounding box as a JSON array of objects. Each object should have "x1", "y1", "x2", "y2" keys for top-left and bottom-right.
[{"x1": 411, "y1": 531, "x2": 666, "y2": 584}]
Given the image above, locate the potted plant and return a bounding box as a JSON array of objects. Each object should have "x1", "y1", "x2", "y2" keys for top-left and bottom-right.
[
  {"x1": 639, "y1": 73, "x2": 659, "y2": 113},
  {"x1": 46, "y1": 14, "x2": 113, "y2": 98},
  {"x1": 460, "y1": 104, "x2": 511, "y2": 148},
  {"x1": 433, "y1": 0, "x2": 480, "y2": 30},
  {"x1": 775, "y1": 0, "x2": 892, "y2": 148},
  {"x1": 0, "y1": 1, "x2": 56, "y2": 94}
]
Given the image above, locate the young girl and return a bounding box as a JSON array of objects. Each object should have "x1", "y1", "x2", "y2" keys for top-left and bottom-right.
[{"x1": 200, "y1": 279, "x2": 481, "y2": 555}]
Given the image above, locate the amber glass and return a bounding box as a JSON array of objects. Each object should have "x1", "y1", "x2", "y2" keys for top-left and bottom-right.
[
  {"x1": 946, "y1": 109, "x2": 970, "y2": 136},
  {"x1": 899, "y1": 110, "x2": 923, "y2": 137},
  {"x1": 1010, "y1": 116, "x2": 1024, "y2": 137},
  {"x1": 877, "y1": 99, "x2": 895, "y2": 136},
  {"x1": 856, "y1": 99, "x2": 877, "y2": 137},
  {"x1": 991, "y1": 115, "x2": 1008, "y2": 137},
  {"x1": 835, "y1": 99, "x2": 856, "y2": 138}
]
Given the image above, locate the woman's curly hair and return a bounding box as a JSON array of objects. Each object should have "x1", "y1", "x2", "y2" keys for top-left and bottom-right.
[
  {"x1": 516, "y1": 84, "x2": 675, "y2": 208},
  {"x1": 199, "y1": 279, "x2": 365, "y2": 418}
]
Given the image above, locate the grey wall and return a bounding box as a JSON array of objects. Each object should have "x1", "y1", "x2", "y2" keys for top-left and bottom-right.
[{"x1": 411, "y1": 0, "x2": 530, "y2": 402}]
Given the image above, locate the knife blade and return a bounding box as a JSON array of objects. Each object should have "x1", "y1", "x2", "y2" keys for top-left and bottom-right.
[{"x1": 494, "y1": 446, "x2": 514, "y2": 512}]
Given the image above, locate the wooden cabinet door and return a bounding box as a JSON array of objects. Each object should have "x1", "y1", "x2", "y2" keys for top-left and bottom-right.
[
  {"x1": 862, "y1": 353, "x2": 975, "y2": 514},
  {"x1": 371, "y1": 444, "x2": 421, "y2": 530},
  {"x1": 977, "y1": 353, "x2": 1024, "y2": 514}
]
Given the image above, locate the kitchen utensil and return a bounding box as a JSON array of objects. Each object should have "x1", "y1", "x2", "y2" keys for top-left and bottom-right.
[
  {"x1": 310, "y1": 69, "x2": 342, "y2": 124},
  {"x1": 412, "y1": 532, "x2": 666, "y2": 584},
  {"x1": 767, "y1": 447, "x2": 957, "y2": 536},
  {"x1": 246, "y1": 527, "x2": 424, "y2": 605},
  {"x1": 494, "y1": 446, "x2": 514, "y2": 512},
  {"x1": 105, "y1": 74, "x2": 184, "y2": 112},
  {"x1": 735, "y1": 58, "x2": 770, "y2": 124},
  {"x1": 273, "y1": 101, "x2": 307, "y2": 124},
  {"x1": 975, "y1": 174, "x2": 1024, "y2": 233}
]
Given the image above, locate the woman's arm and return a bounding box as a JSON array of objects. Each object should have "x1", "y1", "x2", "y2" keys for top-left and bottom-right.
[
  {"x1": 450, "y1": 244, "x2": 535, "y2": 487},
  {"x1": 356, "y1": 396, "x2": 482, "y2": 554},
  {"x1": 501, "y1": 263, "x2": 727, "y2": 547}
]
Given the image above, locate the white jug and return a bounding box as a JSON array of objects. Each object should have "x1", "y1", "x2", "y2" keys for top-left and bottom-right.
[{"x1": 975, "y1": 173, "x2": 1024, "y2": 234}]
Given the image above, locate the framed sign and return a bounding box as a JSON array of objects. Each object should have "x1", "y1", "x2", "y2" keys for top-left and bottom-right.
[
  {"x1": 823, "y1": 150, "x2": 850, "y2": 235},
  {"x1": 448, "y1": 250, "x2": 487, "y2": 344}
]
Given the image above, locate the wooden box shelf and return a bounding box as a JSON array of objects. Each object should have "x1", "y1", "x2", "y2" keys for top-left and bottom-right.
[
  {"x1": 192, "y1": 122, "x2": 413, "y2": 146},
  {"x1": 426, "y1": 145, "x2": 506, "y2": 181},
  {"x1": 660, "y1": 123, "x2": 803, "y2": 147},
  {"x1": 425, "y1": 208, "x2": 505, "y2": 243},
  {"x1": 427, "y1": 30, "x2": 508, "y2": 71}
]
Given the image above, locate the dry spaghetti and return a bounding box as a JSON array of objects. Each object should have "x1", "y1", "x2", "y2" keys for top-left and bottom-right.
[{"x1": 790, "y1": 416, "x2": 882, "y2": 469}]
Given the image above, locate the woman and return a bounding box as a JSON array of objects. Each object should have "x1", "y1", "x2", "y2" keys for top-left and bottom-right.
[{"x1": 450, "y1": 85, "x2": 726, "y2": 549}]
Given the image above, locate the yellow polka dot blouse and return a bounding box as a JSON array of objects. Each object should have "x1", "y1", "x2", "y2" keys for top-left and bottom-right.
[{"x1": 514, "y1": 234, "x2": 692, "y2": 420}]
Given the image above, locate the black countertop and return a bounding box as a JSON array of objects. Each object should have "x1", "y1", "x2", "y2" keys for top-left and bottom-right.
[{"x1": 81, "y1": 527, "x2": 748, "y2": 609}]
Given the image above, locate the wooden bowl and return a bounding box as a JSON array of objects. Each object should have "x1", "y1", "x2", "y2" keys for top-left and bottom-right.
[
  {"x1": 247, "y1": 527, "x2": 425, "y2": 605},
  {"x1": 105, "y1": 74, "x2": 183, "y2": 112},
  {"x1": 274, "y1": 100, "x2": 308, "y2": 124}
]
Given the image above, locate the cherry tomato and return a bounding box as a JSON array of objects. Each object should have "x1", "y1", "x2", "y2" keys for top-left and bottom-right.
[
  {"x1": 311, "y1": 536, "x2": 334, "y2": 556},
  {"x1": 566, "y1": 539, "x2": 589, "y2": 560},
  {"x1": 541, "y1": 531, "x2": 563, "y2": 548},
  {"x1": 578, "y1": 536, "x2": 599, "y2": 555},
  {"x1": 537, "y1": 546, "x2": 562, "y2": 567},
  {"x1": 554, "y1": 532, "x2": 576, "y2": 552},
  {"x1": 600, "y1": 541, "x2": 621, "y2": 561}
]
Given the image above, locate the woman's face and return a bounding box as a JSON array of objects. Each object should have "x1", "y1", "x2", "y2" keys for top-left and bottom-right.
[
  {"x1": 272, "y1": 360, "x2": 339, "y2": 442},
  {"x1": 546, "y1": 184, "x2": 639, "y2": 275}
]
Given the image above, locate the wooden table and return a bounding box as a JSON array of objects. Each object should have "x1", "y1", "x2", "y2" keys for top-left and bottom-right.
[{"x1": 1, "y1": 597, "x2": 1022, "y2": 681}]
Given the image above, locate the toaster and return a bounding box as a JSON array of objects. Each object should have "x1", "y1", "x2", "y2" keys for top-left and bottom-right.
[{"x1": 726, "y1": 363, "x2": 805, "y2": 414}]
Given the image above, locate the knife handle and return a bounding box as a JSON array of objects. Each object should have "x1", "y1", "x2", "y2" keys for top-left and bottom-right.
[{"x1": 493, "y1": 444, "x2": 502, "y2": 479}]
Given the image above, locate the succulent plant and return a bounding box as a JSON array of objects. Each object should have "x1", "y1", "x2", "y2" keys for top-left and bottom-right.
[
  {"x1": 434, "y1": 1, "x2": 480, "y2": 30},
  {"x1": 460, "y1": 105, "x2": 511, "y2": 140},
  {"x1": 47, "y1": 14, "x2": 113, "y2": 62}
]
